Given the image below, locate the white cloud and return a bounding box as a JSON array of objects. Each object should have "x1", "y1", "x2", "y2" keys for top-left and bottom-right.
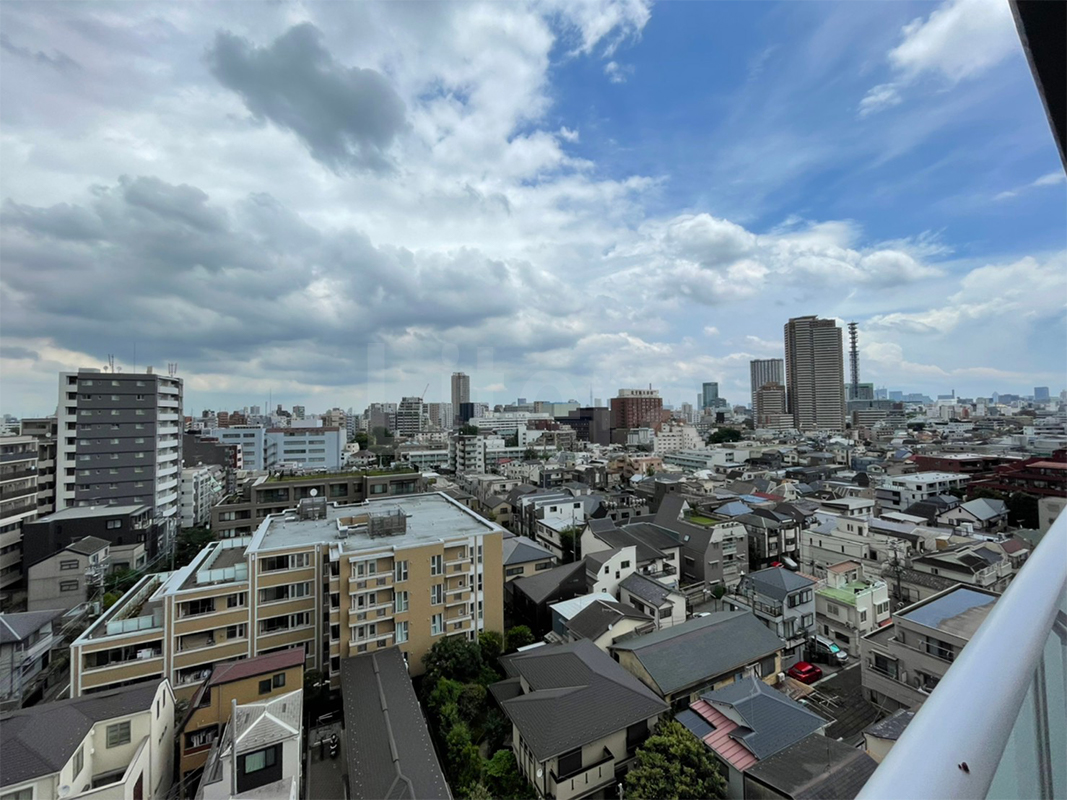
[
  {"x1": 703, "y1": 326, "x2": 719, "y2": 337},
  {"x1": 995, "y1": 171, "x2": 1066, "y2": 201},
  {"x1": 859, "y1": 0, "x2": 1017, "y2": 116},
  {"x1": 558, "y1": 126, "x2": 580, "y2": 142},
  {"x1": 604, "y1": 60, "x2": 633, "y2": 83}
]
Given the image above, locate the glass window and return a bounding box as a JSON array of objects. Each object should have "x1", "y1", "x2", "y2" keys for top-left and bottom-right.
[
  {"x1": 243, "y1": 746, "x2": 277, "y2": 773},
  {"x1": 258, "y1": 679, "x2": 271, "y2": 695},
  {"x1": 430, "y1": 554, "x2": 443, "y2": 575},
  {"x1": 107, "y1": 721, "x2": 131, "y2": 748},
  {"x1": 394, "y1": 560, "x2": 408, "y2": 582},
  {"x1": 60, "y1": 560, "x2": 79, "y2": 570},
  {"x1": 72, "y1": 745, "x2": 84, "y2": 777},
  {"x1": 431, "y1": 584, "x2": 443, "y2": 605},
  {"x1": 394, "y1": 591, "x2": 409, "y2": 613},
  {"x1": 272, "y1": 673, "x2": 285, "y2": 688},
  {"x1": 431, "y1": 613, "x2": 444, "y2": 635},
  {"x1": 395, "y1": 620, "x2": 409, "y2": 644}
]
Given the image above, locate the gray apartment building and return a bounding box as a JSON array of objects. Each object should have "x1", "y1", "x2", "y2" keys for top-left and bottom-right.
[
  {"x1": 1, "y1": 437, "x2": 39, "y2": 592},
  {"x1": 784, "y1": 316, "x2": 845, "y2": 432},
  {"x1": 56, "y1": 368, "x2": 183, "y2": 553},
  {"x1": 19, "y1": 418, "x2": 57, "y2": 517}
]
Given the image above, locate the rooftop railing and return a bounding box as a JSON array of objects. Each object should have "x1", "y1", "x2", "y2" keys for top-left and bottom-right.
[{"x1": 858, "y1": 510, "x2": 1066, "y2": 800}]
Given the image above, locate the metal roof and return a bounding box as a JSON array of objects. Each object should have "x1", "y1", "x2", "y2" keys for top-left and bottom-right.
[
  {"x1": 744, "y1": 732, "x2": 878, "y2": 799},
  {"x1": 512, "y1": 561, "x2": 586, "y2": 605},
  {"x1": 742, "y1": 567, "x2": 816, "y2": 602},
  {"x1": 502, "y1": 536, "x2": 556, "y2": 566},
  {"x1": 565, "y1": 598, "x2": 652, "y2": 642},
  {"x1": 899, "y1": 587, "x2": 997, "y2": 639},
  {"x1": 65, "y1": 536, "x2": 111, "y2": 555},
  {"x1": 0, "y1": 609, "x2": 66, "y2": 646},
  {"x1": 207, "y1": 647, "x2": 306, "y2": 688},
  {"x1": 619, "y1": 572, "x2": 677, "y2": 608},
  {"x1": 702, "y1": 675, "x2": 827, "y2": 759}
]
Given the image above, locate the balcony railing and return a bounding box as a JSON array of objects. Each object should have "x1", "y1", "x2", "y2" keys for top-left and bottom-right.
[{"x1": 858, "y1": 510, "x2": 1067, "y2": 800}]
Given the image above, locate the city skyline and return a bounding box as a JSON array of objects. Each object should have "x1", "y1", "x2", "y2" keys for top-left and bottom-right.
[{"x1": 1, "y1": 0, "x2": 1065, "y2": 416}]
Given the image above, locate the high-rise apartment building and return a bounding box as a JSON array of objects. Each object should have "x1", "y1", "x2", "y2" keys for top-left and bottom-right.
[
  {"x1": 396, "y1": 397, "x2": 426, "y2": 437},
  {"x1": 69, "y1": 492, "x2": 505, "y2": 698},
  {"x1": 754, "y1": 383, "x2": 791, "y2": 430},
  {"x1": 701, "y1": 382, "x2": 719, "y2": 411},
  {"x1": 1, "y1": 436, "x2": 39, "y2": 590},
  {"x1": 426, "y1": 402, "x2": 453, "y2": 430},
  {"x1": 451, "y1": 372, "x2": 471, "y2": 427},
  {"x1": 20, "y1": 417, "x2": 57, "y2": 516},
  {"x1": 56, "y1": 368, "x2": 183, "y2": 552},
  {"x1": 610, "y1": 389, "x2": 663, "y2": 431},
  {"x1": 750, "y1": 359, "x2": 785, "y2": 411},
  {"x1": 783, "y1": 317, "x2": 845, "y2": 431}
]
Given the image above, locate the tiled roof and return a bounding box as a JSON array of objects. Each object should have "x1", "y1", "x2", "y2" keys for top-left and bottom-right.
[
  {"x1": 207, "y1": 647, "x2": 306, "y2": 687},
  {"x1": 742, "y1": 567, "x2": 815, "y2": 601},
  {"x1": 702, "y1": 676, "x2": 827, "y2": 759},
  {"x1": 233, "y1": 689, "x2": 302, "y2": 754},
  {"x1": 65, "y1": 536, "x2": 111, "y2": 555},
  {"x1": 566, "y1": 598, "x2": 652, "y2": 642},
  {"x1": 619, "y1": 572, "x2": 676, "y2": 608},
  {"x1": 684, "y1": 699, "x2": 757, "y2": 771},
  {"x1": 0, "y1": 609, "x2": 65, "y2": 646},
  {"x1": 502, "y1": 536, "x2": 556, "y2": 566}
]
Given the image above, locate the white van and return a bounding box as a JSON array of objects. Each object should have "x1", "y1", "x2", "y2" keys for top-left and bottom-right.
[{"x1": 810, "y1": 635, "x2": 848, "y2": 665}]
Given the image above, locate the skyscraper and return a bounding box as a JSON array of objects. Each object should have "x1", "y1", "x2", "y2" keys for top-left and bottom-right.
[
  {"x1": 701, "y1": 382, "x2": 719, "y2": 411},
  {"x1": 749, "y1": 359, "x2": 784, "y2": 411},
  {"x1": 56, "y1": 367, "x2": 184, "y2": 552},
  {"x1": 1034, "y1": 387, "x2": 1050, "y2": 402},
  {"x1": 784, "y1": 316, "x2": 845, "y2": 431},
  {"x1": 451, "y1": 372, "x2": 470, "y2": 427}
]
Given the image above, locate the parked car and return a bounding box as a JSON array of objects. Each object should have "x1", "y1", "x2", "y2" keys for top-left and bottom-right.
[
  {"x1": 808, "y1": 635, "x2": 849, "y2": 665},
  {"x1": 787, "y1": 661, "x2": 823, "y2": 684}
]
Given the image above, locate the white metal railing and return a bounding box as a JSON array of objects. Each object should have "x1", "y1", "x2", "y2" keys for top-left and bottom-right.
[{"x1": 859, "y1": 510, "x2": 1067, "y2": 800}]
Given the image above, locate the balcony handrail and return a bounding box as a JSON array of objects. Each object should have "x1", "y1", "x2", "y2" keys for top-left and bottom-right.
[{"x1": 858, "y1": 510, "x2": 1067, "y2": 800}]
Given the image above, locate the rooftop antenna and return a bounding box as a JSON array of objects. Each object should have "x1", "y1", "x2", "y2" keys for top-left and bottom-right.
[
  {"x1": 848, "y1": 322, "x2": 860, "y2": 398},
  {"x1": 106, "y1": 354, "x2": 115, "y2": 373},
  {"x1": 168, "y1": 362, "x2": 178, "y2": 377}
]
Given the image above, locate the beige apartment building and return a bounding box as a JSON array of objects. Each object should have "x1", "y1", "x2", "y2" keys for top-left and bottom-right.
[{"x1": 70, "y1": 492, "x2": 505, "y2": 698}]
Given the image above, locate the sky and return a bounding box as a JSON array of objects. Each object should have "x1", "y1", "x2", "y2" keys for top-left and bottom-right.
[{"x1": 1, "y1": 0, "x2": 1065, "y2": 417}]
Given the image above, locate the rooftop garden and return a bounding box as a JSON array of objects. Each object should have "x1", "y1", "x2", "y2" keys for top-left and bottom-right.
[
  {"x1": 266, "y1": 465, "x2": 417, "y2": 482},
  {"x1": 684, "y1": 513, "x2": 718, "y2": 527}
]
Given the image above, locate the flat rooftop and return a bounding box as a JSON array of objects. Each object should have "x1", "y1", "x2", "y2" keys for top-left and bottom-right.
[
  {"x1": 34, "y1": 504, "x2": 150, "y2": 521},
  {"x1": 251, "y1": 492, "x2": 500, "y2": 554},
  {"x1": 900, "y1": 587, "x2": 997, "y2": 640}
]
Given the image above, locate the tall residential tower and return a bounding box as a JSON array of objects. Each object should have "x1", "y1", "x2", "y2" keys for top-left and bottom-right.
[
  {"x1": 784, "y1": 317, "x2": 845, "y2": 431},
  {"x1": 749, "y1": 359, "x2": 785, "y2": 411},
  {"x1": 451, "y1": 372, "x2": 470, "y2": 427}
]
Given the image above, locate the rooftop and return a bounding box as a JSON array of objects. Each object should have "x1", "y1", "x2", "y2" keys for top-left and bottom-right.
[
  {"x1": 818, "y1": 581, "x2": 882, "y2": 606},
  {"x1": 265, "y1": 466, "x2": 418, "y2": 482},
  {"x1": 207, "y1": 647, "x2": 306, "y2": 688},
  {"x1": 899, "y1": 586, "x2": 998, "y2": 639},
  {"x1": 251, "y1": 492, "x2": 502, "y2": 554},
  {"x1": 32, "y1": 504, "x2": 150, "y2": 521},
  {"x1": 0, "y1": 609, "x2": 66, "y2": 645}
]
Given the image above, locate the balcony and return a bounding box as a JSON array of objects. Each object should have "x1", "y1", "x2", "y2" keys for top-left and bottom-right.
[
  {"x1": 550, "y1": 747, "x2": 616, "y2": 800},
  {"x1": 858, "y1": 511, "x2": 1067, "y2": 800}
]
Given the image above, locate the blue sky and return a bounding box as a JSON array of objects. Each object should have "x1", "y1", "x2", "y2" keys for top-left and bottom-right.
[{"x1": 1, "y1": 0, "x2": 1064, "y2": 416}]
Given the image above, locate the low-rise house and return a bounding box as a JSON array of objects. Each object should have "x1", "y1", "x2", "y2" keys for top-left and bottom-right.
[
  {"x1": 735, "y1": 511, "x2": 800, "y2": 570},
  {"x1": 510, "y1": 561, "x2": 588, "y2": 635},
  {"x1": 0, "y1": 679, "x2": 174, "y2": 800},
  {"x1": 860, "y1": 585, "x2": 998, "y2": 712},
  {"x1": 179, "y1": 648, "x2": 306, "y2": 783},
  {"x1": 862, "y1": 708, "x2": 915, "y2": 764},
  {"x1": 727, "y1": 567, "x2": 815, "y2": 666},
  {"x1": 490, "y1": 639, "x2": 667, "y2": 800},
  {"x1": 195, "y1": 689, "x2": 302, "y2": 799},
  {"x1": 618, "y1": 572, "x2": 687, "y2": 629},
  {"x1": 27, "y1": 536, "x2": 110, "y2": 612},
  {"x1": 675, "y1": 676, "x2": 829, "y2": 799},
  {"x1": 814, "y1": 561, "x2": 891, "y2": 657},
  {"x1": 0, "y1": 608, "x2": 65, "y2": 708},
  {"x1": 653, "y1": 497, "x2": 749, "y2": 592},
  {"x1": 609, "y1": 611, "x2": 786, "y2": 709},
  {"x1": 742, "y1": 732, "x2": 878, "y2": 800},
  {"x1": 910, "y1": 541, "x2": 1019, "y2": 592},
  {"x1": 936, "y1": 497, "x2": 1009, "y2": 534},
  {"x1": 581, "y1": 520, "x2": 679, "y2": 584},
  {"x1": 502, "y1": 536, "x2": 557, "y2": 582},
  {"x1": 341, "y1": 647, "x2": 451, "y2": 800},
  {"x1": 584, "y1": 546, "x2": 638, "y2": 595},
  {"x1": 561, "y1": 597, "x2": 654, "y2": 651}
]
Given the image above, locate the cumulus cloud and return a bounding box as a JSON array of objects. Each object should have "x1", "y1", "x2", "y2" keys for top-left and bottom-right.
[
  {"x1": 206, "y1": 23, "x2": 407, "y2": 172},
  {"x1": 859, "y1": 0, "x2": 1017, "y2": 116},
  {"x1": 604, "y1": 60, "x2": 633, "y2": 83}
]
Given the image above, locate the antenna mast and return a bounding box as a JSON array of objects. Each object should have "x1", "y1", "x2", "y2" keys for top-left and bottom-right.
[{"x1": 848, "y1": 322, "x2": 859, "y2": 397}]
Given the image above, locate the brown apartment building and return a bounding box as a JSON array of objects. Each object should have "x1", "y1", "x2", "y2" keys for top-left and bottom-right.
[{"x1": 69, "y1": 492, "x2": 505, "y2": 699}]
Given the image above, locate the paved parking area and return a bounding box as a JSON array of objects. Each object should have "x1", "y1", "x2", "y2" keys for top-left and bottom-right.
[
  {"x1": 798, "y1": 662, "x2": 884, "y2": 745},
  {"x1": 306, "y1": 721, "x2": 346, "y2": 799}
]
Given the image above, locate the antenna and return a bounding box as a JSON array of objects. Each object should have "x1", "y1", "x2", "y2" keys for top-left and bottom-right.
[
  {"x1": 167, "y1": 362, "x2": 178, "y2": 377},
  {"x1": 106, "y1": 354, "x2": 115, "y2": 373},
  {"x1": 848, "y1": 322, "x2": 859, "y2": 397}
]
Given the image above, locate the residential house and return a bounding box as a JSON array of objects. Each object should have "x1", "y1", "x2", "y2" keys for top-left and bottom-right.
[
  {"x1": 874, "y1": 473, "x2": 970, "y2": 512},
  {"x1": 179, "y1": 648, "x2": 306, "y2": 783},
  {"x1": 910, "y1": 541, "x2": 1021, "y2": 592},
  {"x1": 20, "y1": 504, "x2": 156, "y2": 575},
  {"x1": 0, "y1": 608, "x2": 65, "y2": 708},
  {"x1": 341, "y1": 647, "x2": 451, "y2": 800},
  {"x1": 489, "y1": 639, "x2": 667, "y2": 800},
  {"x1": 0, "y1": 679, "x2": 174, "y2": 800},
  {"x1": 510, "y1": 561, "x2": 588, "y2": 635},
  {"x1": 736, "y1": 511, "x2": 800, "y2": 570},
  {"x1": 584, "y1": 546, "x2": 638, "y2": 595},
  {"x1": 862, "y1": 709, "x2": 915, "y2": 764},
  {"x1": 814, "y1": 561, "x2": 891, "y2": 657},
  {"x1": 860, "y1": 586, "x2": 998, "y2": 712},
  {"x1": 561, "y1": 598, "x2": 654, "y2": 651},
  {"x1": 727, "y1": 568, "x2": 816, "y2": 666},
  {"x1": 936, "y1": 497, "x2": 1009, "y2": 534},
  {"x1": 742, "y1": 732, "x2": 878, "y2": 800},
  {"x1": 195, "y1": 689, "x2": 302, "y2": 799},
  {"x1": 618, "y1": 573, "x2": 686, "y2": 629},
  {"x1": 652, "y1": 496, "x2": 749, "y2": 594},
  {"x1": 675, "y1": 676, "x2": 829, "y2": 799},
  {"x1": 502, "y1": 536, "x2": 557, "y2": 582},
  {"x1": 27, "y1": 536, "x2": 110, "y2": 613},
  {"x1": 609, "y1": 611, "x2": 786, "y2": 710},
  {"x1": 580, "y1": 520, "x2": 679, "y2": 584}
]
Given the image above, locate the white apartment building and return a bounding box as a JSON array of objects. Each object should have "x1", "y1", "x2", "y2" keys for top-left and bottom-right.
[
  {"x1": 0, "y1": 679, "x2": 175, "y2": 800},
  {"x1": 56, "y1": 369, "x2": 183, "y2": 554},
  {"x1": 396, "y1": 397, "x2": 426, "y2": 437},
  {"x1": 874, "y1": 472, "x2": 970, "y2": 512},
  {"x1": 266, "y1": 427, "x2": 345, "y2": 469},
  {"x1": 467, "y1": 412, "x2": 553, "y2": 436},
  {"x1": 204, "y1": 426, "x2": 266, "y2": 471},
  {"x1": 815, "y1": 561, "x2": 891, "y2": 656},
  {"x1": 1, "y1": 436, "x2": 39, "y2": 590},
  {"x1": 181, "y1": 465, "x2": 225, "y2": 529},
  {"x1": 652, "y1": 424, "x2": 703, "y2": 456}
]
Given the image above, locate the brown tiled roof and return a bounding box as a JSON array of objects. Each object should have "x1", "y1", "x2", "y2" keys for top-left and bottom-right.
[{"x1": 207, "y1": 647, "x2": 305, "y2": 687}]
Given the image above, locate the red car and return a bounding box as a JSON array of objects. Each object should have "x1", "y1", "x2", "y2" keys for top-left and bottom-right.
[{"x1": 787, "y1": 661, "x2": 823, "y2": 684}]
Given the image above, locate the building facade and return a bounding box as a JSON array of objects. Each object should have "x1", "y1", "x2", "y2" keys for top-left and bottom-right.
[
  {"x1": 611, "y1": 389, "x2": 664, "y2": 432},
  {"x1": 1, "y1": 436, "x2": 39, "y2": 591},
  {"x1": 181, "y1": 465, "x2": 225, "y2": 529},
  {"x1": 784, "y1": 317, "x2": 845, "y2": 432},
  {"x1": 451, "y1": 372, "x2": 471, "y2": 427}
]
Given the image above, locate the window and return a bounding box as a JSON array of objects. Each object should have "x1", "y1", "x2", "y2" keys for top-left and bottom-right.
[
  {"x1": 227, "y1": 592, "x2": 246, "y2": 608},
  {"x1": 825, "y1": 602, "x2": 840, "y2": 617},
  {"x1": 395, "y1": 620, "x2": 409, "y2": 644},
  {"x1": 505, "y1": 566, "x2": 523, "y2": 576},
  {"x1": 478, "y1": 600, "x2": 484, "y2": 619},
  {"x1": 431, "y1": 613, "x2": 444, "y2": 635},
  {"x1": 394, "y1": 560, "x2": 408, "y2": 581},
  {"x1": 181, "y1": 598, "x2": 215, "y2": 617},
  {"x1": 331, "y1": 624, "x2": 340, "y2": 641},
  {"x1": 107, "y1": 721, "x2": 131, "y2": 748},
  {"x1": 620, "y1": 560, "x2": 631, "y2": 569},
  {"x1": 557, "y1": 747, "x2": 582, "y2": 779},
  {"x1": 227, "y1": 624, "x2": 247, "y2": 639},
  {"x1": 2, "y1": 788, "x2": 33, "y2": 800},
  {"x1": 106, "y1": 519, "x2": 122, "y2": 530},
  {"x1": 272, "y1": 673, "x2": 285, "y2": 688},
  {"x1": 59, "y1": 580, "x2": 79, "y2": 592},
  {"x1": 431, "y1": 584, "x2": 443, "y2": 605},
  {"x1": 60, "y1": 560, "x2": 79, "y2": 570},
  {"x1": 430, "y1": 554, "x2": 443, "y2": 575},
  {"x1": 72, "y1": 745, "x2": 84, "y2": 777},
  {"x1": 394, "y1": 591, "x2": 409, "y2": 613},
  {"x1": 243, "y1": 746, "x2": 278, "y2": 773},
  {"x1": 259, "y1": 679, "x2": 271, "y2": 695}
]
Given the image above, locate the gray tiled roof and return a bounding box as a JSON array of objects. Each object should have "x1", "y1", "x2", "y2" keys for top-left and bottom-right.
[
  {"x1": 341, "y1": 648, "x2": 451, "y2": 800},
  {"x1": 863, "y1": 709, "x2": 915, "y2": 741},
  {"x1": 503, "y1": 536, "x2": 556, "y2": 566},
  {"x1": 587, "y1": 528, "x2": 663, "y2": 563},
  {"x1": 619, "y1": 572, "x2": 676, "y2": 608},
  {"x1": 65, "y1": 536, "x2": 111, "y2": 555},
  {"x1": 233, "y1": 690, "x2": 301, "y2": 754},
  {"x1": 0, "y1": 609, "x2": 65, "y2": 645},
  {"x1": 744, "y1": 733, "x2": 878, "y2": 799},
  {"x1": 620, "y1": 522, "x2": 682, "y2": 552},
  {"x1": 742, "y1": 567, "x2": 815, "y2": 602},
  {"x1": 512, "y1": 561, "x2": 587, "y2": 605},
  {"x1": 703, "y1": 676, "x2": 827, "y2": 759},
  {"x1": 1, "y1": 680, "x2": 161, "y2": 787},
  {"x1": 566, "y1": 598, "x2": 652, "y2": 642},
  {"x1": 494, "y1": 639, "x2": 667, "y2": 761},
  {"x1": 610, "y1": 612, "x2": 785, "y2": 696}
]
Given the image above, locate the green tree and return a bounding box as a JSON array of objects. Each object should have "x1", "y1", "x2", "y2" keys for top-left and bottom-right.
[
  {"x1": 558, "y1": 526, "x2": 581, "y2": 563},
  {"x1": 625, "y1": 719, "x2": 728, "y2": 800},
  {"x1": 173, "y1": 527, "x2": 215, "y2": 569},
  {"x1": 505, "y1": 625, "x2": 534, "y2": 652},
  {"x1": 706, "y1": 428, "x2": 742, "y2": 444},
  {"x1": 522, "y1": 447, "x2": 537, "y2": 461},
  {"x1": 1007, "y1": 492, "x2": 1039, "y2": 528},
  {"x1": 353, "y1": 432, "x2": 369, "y2": 448},
  {"x1": 427, "y1": 677, "x2": 464, "y2": 729},
  {"x1": 460, "y1": 424, "x2": 480, "y2": 435},
  {"x1": 445, "y1": 722, "x2": 483, "y2": 792},
  {"x1": 457, "y1": 683, "x2": 488, "y2": 725},
  {"x1": 101, "y1": 591, "x2": 121, "y2": 610},
  {"x1": 483, "y1": 749, "x2": 536, "y2": 799},
  {"x1": 479, "y1": 630, "x2": 504, "y2": 666},
  {"x1": 483, "y1": 708, "x2": 512, "y2": 753},
  {"x1": 423, "y1": 637, "x2": 485, "y2": 685},
  {"x1": 464, "y1": 783, "x2": 494, "y2": 800}
]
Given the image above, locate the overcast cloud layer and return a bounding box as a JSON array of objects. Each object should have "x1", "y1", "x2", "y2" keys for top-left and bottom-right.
[{"x1": 1, "y1": 0, "x2": 1065, "y2": 415}]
